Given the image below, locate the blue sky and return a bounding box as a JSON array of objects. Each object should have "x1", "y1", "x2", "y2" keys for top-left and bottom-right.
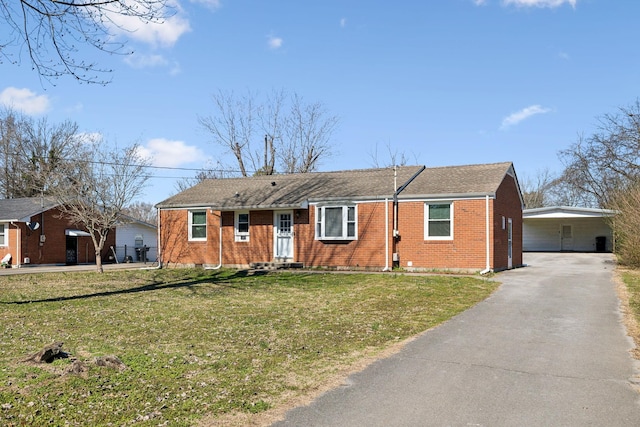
[{"x1": 2, "y1": 0, "x2": 640, "y2": 204}]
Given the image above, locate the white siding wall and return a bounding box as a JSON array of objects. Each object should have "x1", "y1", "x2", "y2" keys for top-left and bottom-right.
[
  {"x1": 114, "y1": 223, "x2": 158, "y2": 262},
  {"x1": 523, "y1": 217, "x2": 613, "y2": 252}
]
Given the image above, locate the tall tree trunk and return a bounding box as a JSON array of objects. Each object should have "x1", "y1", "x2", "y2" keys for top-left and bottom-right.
[{"x1": 95, "y1": 252, "x2": 104, "y2": 273}]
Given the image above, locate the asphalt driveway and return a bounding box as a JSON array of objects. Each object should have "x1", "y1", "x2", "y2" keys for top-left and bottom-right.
[{"x1": 273, "y1": 252, "x2": 640, "y2": 426}]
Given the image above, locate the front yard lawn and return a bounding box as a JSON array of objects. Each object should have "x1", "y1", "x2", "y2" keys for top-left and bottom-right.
[{"x1": 0, "y1": 268, "x2": 498, "y2": 426}]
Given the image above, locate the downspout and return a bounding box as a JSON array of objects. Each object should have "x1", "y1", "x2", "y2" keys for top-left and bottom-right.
[
  {"x1": 383, "y1": 198, "x2": 390, "y2": 271},
  {"x1": 480, "y1": 194, "x2": 491, "y2": 275},
  {"x1": 11, "y1": 222, "x2": 20, "y2": 268},
  {"x1": 205, "y1": 210, "x2": 223, "y2": 270}
]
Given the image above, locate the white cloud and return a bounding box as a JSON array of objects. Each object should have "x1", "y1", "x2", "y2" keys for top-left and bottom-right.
[
  {"x1": 473, "y1": 0, "x2": 487, "y2": 5},
  {"x1": 137, "y1": 138, "x2": 205, "y2": 167},
  {"x1": 190, "y1": 0, "x2": 222, "y2": 10},
  {"x1": 500, "y1": 105, "x2": 551, "y2": 130},
  {"x1": 0, "y1": 87, "x2": 50, "y2": 115},
  {"x1": 502, "y1": 0, "x2": 577, "y2": 8},
  {"x1": 119, "y1": 15, "x2": 191, "y2": 48},
  {"x1": 75, "y1": 132, "x2": 104, "y2": 145},
  {"x1": 107, "y1": 2, "x2": 192, "y2": 48},
  {"x1": 124, "y1": 53, "x2": 169, "y2": 69},
  {"x1": 340, "y1": 18, "x2": 347, "y2": 28},
  {"x1": 268, "y1": 35, "x2": 283, "y2": 50}
]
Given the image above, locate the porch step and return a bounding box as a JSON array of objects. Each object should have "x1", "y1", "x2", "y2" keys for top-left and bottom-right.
[{"x1": 250, "y1": 262, "x2": 304, "y2": 270}]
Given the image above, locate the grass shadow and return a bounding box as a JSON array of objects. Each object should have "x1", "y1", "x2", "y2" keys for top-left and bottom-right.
[{"x1": 0, "y1": 269, "x2": 270, "y2": 305}]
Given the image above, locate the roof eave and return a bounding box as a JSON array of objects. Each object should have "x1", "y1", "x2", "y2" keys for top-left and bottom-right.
[{"x1": 397, "y1": 192, "x2": 497, "y2": 201}]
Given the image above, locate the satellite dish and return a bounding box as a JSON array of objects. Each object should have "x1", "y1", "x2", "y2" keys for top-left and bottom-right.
[{"x1": 26, "y1": 222, "x2": 40, "y2": 231}]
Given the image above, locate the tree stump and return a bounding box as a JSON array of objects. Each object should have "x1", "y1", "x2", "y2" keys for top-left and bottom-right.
[
  {"x1": 94, "y1": 355, "x2": 127, "y2": 371},
  {"x1": 22, "y1": 342, "x2": 69, "y2": 364}
]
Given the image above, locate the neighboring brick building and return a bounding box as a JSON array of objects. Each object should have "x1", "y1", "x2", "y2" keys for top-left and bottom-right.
[
  {"x1": 0, "y1": 198, "x2": 117, "y2": 267},
  {"x1": 156, "y1": 162, "x2": 523, "y2": 272}
]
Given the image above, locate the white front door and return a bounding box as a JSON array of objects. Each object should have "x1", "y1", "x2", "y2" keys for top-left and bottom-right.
[
  {"x1": 274, "y1": 211, "x2": 294, "y2": 261},
  {"x1": 507, "y1": 218, "x2": 513, "y2": 269},
  {"x1": 561, "y1": 224, "x2": 573, "y2": 251}
]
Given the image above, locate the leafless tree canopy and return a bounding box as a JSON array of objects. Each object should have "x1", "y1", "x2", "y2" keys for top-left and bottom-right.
[
  {"x1": 0, "y1": 109, "x2": 88, "y2": 197},
  {"x1": 122, "y1": 201, "x2": 157, "y2": 225},
  {"x1": 368, "y1": 141, "x2": 417, "y2": 169},
  {"x1": 198, "y1": 89, "x2": 340, "y2": 177},
  {"x1": 558, "y1": 99, "x2": 640, "y2": 207},
  {"x1": 51, "y1": 142, "x2": 151, "y2": 272},
  {"x1": 0, "y1": 0, "x2": 170, "y2": 83},
  {"x1": 607, "y1": 181, "x2": 640, "y2": 267}
]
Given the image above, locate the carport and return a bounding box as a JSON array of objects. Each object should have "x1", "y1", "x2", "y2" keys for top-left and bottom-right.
[{"x1": 523, "y1": 206, "x2": 615, "y2": 252}]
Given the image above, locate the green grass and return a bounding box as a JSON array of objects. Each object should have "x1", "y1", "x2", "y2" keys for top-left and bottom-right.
[{"x1": 0, "y1": 269, "x2": 498, "y2": 426}]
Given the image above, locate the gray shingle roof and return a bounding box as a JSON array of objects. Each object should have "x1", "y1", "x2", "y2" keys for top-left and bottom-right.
[
  {"x1": 156, "y1": 162, "x2": 516, "y2": 210},
  {"x1": 0, "y1": 197, "x2": 60, "y2": 222},
  {"x1": 401, "y1": 162, "x2": 515, "y2": 198}
]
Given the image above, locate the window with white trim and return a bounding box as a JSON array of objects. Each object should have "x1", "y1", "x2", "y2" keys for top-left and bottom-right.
[
  {"x1": 315, "y1": 205, "x2": 357, "y2": 240},
  {"x1": 235, "y1": 211, "x2": 250, "y2": 242},
  {"x1": 189, "y1": 210, "x2": 207, "y2": 241},
  {"x1": 425, "y1": 202, "x2": 453, "y2": 239},
  {"x1": 0, "y1": 224, "x2": 5, "y2": 246}
]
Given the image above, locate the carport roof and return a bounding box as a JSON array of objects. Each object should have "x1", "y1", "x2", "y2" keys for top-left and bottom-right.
[{"x1": 524, "y1": 206, "x2": 616, "y2": 219}]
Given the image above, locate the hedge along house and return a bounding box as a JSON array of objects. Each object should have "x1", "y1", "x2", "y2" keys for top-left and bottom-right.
[
  {"x1": 523, "y1": 206, "x2": 615, "y2": 252},
  {"x1": 156, "y1": 162, "x2": 523, "y2": 272},
  {"x1": 0, "y1": 197, "x2": 116, "y2": 267}
]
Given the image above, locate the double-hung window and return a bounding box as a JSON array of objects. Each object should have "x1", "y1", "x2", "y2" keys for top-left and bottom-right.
[
  {"x1": 0, "y1": 224, "x2": 5, "y2": 246},
  {"x1": 315, "y1": 205, "x2": 357, "y2": 240},
  {"x1": 235, "y1": 211, "x2": 250, "y2": 242},
  {"x1": 189, "y1": 210, "x2": 207, "y2": 241},
  {"x1": 425, "y1": 202, "x2": 453, "y2": 240}
]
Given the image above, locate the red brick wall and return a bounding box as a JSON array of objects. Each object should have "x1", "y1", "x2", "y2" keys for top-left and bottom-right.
[
  {"x1": 395, "y1": 199, "x2": 492, "y2": 270},
  {"x1": 296, "y1": 203, "x2": 390, "y2": 269},
  {"x1": 160, "y1": 204, "x2": 392, "y2": 269},
  {"x1": 0, "y1": 208, "x2": 115, "y2": 266},
  {"x1": 223, "y1": 210, "x2": 273, "y2": 266},
  {"x1": 159, "y1": 209, "x2": 220, "y2": 266},
  {"x1": 492, "y1": 174, "x2": 523, "y2": 270}
]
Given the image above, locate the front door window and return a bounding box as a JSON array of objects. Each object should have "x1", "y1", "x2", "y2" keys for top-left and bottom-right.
[{"x1": 275, "y1": 211, "x2": 294, "y2": 260}]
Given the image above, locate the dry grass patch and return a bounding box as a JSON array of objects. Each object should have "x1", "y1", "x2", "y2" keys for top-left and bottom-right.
[
  {"x1": 0, "y1": 268, "x2": 498, "y2": 426},
  {"x1": 618, "y1": 269, "x2": 640, "y2": 359}
]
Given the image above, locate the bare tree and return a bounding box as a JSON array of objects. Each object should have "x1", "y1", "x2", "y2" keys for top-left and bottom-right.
[
  {"x1": 368, "y1": 141, "x2": 416, "y2": 168},
  {"x1": 52, "y1": 142, "x2": 151, "y2": 272},
  {"x1": 172, "y1": 160, "x2": 235, "y2": 193},
  {"x1": 0, "y1": 109, "x2": 86, "y2": 198},
  {"x1": 0, "y1": 108, "x2": 26, "y2": 198},
  {"x1": 122, "y1": 201, "x2": 157, "y2": 225},
  {"x1": 558, "y1": 99, "x2": 640, "y2": 207},
  {"x1": 607, "y1": 181, "x2": 640, "y2": 267},
  {"x1": 198, "y1": 90, "x2": 256, "y2": 177},
  {"x1": 198, "y1": 89, "x2": 339, "y2": 176},
  {"x1": 0, "y1": 0, "x2": 171, "y2": 83}
]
